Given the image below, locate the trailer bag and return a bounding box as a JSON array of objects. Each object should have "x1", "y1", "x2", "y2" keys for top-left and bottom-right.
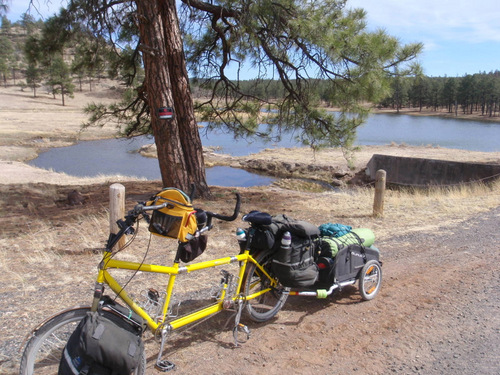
[{"x1": 59, "y1": 302, "x2": 145, "y2": 375}]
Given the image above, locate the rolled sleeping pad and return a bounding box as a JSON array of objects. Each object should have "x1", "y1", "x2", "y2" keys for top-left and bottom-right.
[
  {"x1": 351, "y1": 228, "x2": 375, "y2": 247},
  {"x1": 321, "y1": 228, "x2": 375, "y2": 257}
]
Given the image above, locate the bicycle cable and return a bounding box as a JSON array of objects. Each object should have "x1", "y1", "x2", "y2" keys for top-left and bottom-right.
[{"x1": 103, "y1": 215, "x2": 152, "y2": 304}]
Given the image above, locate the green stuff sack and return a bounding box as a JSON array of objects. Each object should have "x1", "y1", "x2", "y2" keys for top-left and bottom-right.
[{"x1": 320, "y1": 228, "x2": 375, "y2": 257}]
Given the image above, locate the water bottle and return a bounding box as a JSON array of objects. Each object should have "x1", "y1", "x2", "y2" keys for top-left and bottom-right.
[
  {"x1": 281, "y1": 231, "x2": 292, "y2": 249},
  {"x1": 236, "y1": 228, "x2": 246, "y2": 241},
  {"x1": 236, "y1": 228, "x2": 247, "y2": 251}
]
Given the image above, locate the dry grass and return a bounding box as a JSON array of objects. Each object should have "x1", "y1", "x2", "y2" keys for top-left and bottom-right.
[
  {"x1": 2, "y1": 179, "x2": 497, "y2": 307},
  {"x1": 0, "y1": 178, "x2": 498, "y2": 374}
]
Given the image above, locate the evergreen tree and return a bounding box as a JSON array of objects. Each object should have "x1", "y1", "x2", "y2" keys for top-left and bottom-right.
[
  {"x1": 65, "y1": 0, "x2": 421, "y2": 196},
  {"x1": 20, "y1": 12, "x2": 37, "y2": 35},
  {"x1": 25, "y1": 62, "x2": 42, "y2": 96},
  {"x1": 442, "y1": 77, "x2": 457, "y2": 113},
  {"x1": 24, "y1": 35, "x2": 45, "y2": 96},
  {"x1": 46, "y1": 55, "x2": 74, "y2": 106},
  {"x1": 1, "y1": 15, "x2": 11, "y2": 31},
  {"x1": 0, "y1": 33, "x2": 13, "y2": 86},
  {"x1": 71, "y1": 31, "x2": 109, "y2": 91}
]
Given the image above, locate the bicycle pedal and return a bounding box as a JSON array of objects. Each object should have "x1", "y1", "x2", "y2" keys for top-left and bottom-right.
[
  {"x1": 155, "y1": 359, "x2": 176, "y2": 372},
  {"x1": 238, "y1": 323, "x2": 251, "y2": 338},
  {"x1": 233, "y1": 323, "x2": 251, "y2": 347}
]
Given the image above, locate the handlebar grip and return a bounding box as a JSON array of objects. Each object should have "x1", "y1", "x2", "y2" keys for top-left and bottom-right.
[{"x1": 207, "y1": 193, "x2": 241, "y2": 222}]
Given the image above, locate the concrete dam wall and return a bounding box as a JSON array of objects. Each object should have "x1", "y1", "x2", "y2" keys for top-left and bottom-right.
[{"x1": 366, "y1": 154, "x2": 500, "y2": 186}]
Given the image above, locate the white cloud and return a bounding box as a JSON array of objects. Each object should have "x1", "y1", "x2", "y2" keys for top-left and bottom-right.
[{"x1": 348, "y1": 0, "x2": 500, "y2": 43}]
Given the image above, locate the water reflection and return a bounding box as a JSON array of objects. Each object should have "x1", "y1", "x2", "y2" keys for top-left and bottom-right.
[
  {"x1": 29, "y1": 136, "x2": 276, "y2": 187},
  {"x1": 29, "y1": 114, "x2": 500, "y2": 186}
]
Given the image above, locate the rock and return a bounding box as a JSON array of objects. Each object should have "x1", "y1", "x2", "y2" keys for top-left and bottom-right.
[{"x1": 67, "y1": 190, "x2": 86, "y2": 205}]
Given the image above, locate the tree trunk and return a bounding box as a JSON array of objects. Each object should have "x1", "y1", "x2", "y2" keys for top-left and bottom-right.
[
  {"x1": 159, "y1": 0, "x2": 210, "y2": 198},
  {"x1": 136, "y1": 0, "x2": 197, "y2": 192}
]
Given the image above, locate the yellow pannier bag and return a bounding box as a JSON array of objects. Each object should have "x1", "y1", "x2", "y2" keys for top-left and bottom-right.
[{"x1": 146, "y1": 188, "x2": 197, "y2": 242}]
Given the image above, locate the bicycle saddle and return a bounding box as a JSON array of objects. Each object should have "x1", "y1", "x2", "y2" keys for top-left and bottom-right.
[{"x1": 242, "y1": 210, "x2": 273, "y2": 225}]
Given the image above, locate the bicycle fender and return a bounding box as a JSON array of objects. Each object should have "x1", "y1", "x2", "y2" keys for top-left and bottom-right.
[{"x1": 18, "y1": 305, "x2": 90, "y2": 353}]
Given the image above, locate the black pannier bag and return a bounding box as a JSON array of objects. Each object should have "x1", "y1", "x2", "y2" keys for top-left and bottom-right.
[
  {"x1": 59, "y1": 298, "x2": 145, "y2": 375},
  {"x1": 270, "y1": 215, "x2": 321, "y2": 288},
  {"x1": 272, "y1": 235, "x2": 320, "y2": 288},
  {"x1": 177, "y1": 234, "x2": 208, "y2": 263}
]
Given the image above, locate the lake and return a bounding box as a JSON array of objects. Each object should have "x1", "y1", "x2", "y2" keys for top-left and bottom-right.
[{"x1": 29, "y1": 114, "x2": 500, "y2": 187}]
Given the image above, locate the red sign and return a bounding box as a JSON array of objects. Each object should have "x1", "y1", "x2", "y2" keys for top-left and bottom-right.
[{"x1": 159, "y1": 107, "x2": 174, "y2": 119}]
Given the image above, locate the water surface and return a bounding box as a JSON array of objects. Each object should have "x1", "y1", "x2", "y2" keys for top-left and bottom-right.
[{"x1": 29, "y1": 114, "x2": 500, "y2": 186}]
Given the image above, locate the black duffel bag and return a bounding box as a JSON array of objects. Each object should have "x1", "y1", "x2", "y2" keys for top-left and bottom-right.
[{"x1": 59, "y1": 298, "x2": 145, "y2": 375}]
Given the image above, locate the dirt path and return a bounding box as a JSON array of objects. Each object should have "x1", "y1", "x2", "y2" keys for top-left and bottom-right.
[
  {"x1": 137, "y1": 207, "x2": 500, "y2": 375},
  {"x1": 0, "y1": 183, "x2": 498, "y2": 374}
]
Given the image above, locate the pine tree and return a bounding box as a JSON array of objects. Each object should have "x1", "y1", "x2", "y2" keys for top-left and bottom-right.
[
  {"x1": 50, "y1": 0, "x2": 422, "y2": 196},
  {"x1": 46, "y1": 55, "x2": 74, "y2": 106}
]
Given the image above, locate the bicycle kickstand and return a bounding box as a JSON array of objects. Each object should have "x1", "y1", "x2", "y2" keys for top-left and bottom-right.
[
  {"x1": 232, "y1": 297, "x2": 251, "y2": 347},
  {"x1": 155, "y1": 327, "x2": 176, "y2": 372}
]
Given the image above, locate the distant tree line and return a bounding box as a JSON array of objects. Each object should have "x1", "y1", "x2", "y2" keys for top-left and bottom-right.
[
  {"x1": 0, "y1": 14, "x2": 142, "y2": 106},
  {"x1": 1, "y1": 14, "x2": 499, "y2": 118},
  {"x1": 191, "y1": 72, "x2": 500, "y2": 118},
  {"x1": 378, "y1": 71, "x2": 500, "y2": 118}
]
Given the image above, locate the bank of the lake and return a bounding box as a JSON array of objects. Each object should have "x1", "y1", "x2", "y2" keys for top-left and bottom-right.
[{"x1": 2, "y1": 84, "x2": 500, "y2": 187}]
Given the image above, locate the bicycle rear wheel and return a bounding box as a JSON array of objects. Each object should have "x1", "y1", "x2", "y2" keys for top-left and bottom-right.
[
  {"x1": 243, "y1": 251, "x2": 289, "y2": 323},
  {"x1": 19, "y1": 307, "x2": 146, "y2": 375}
]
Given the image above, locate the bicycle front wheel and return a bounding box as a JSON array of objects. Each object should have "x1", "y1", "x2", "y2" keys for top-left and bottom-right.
[
  {"x1": 243, "y1": 251, "x2": 289, "y2": 323},
  {"x1": 19, "y1": 307, "x2": 146, "y2": 375}
]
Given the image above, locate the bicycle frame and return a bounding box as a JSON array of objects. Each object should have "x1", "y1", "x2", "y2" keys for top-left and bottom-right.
[{"x1": 92, "y1": 248, "x2": 275, "y2": 334}]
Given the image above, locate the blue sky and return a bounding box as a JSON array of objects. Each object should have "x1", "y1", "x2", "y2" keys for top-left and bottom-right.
[
  {"x1": 6, "y1": 0, "x2": 500, "y2": 78},
  {"x1": 348, "y1": 0, "x2": 500, "y2": 77}
]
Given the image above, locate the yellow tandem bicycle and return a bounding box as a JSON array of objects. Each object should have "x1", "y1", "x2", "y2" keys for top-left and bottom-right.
[{"x1": 19, "y1": 189, "x2": 291, "y2": 374}]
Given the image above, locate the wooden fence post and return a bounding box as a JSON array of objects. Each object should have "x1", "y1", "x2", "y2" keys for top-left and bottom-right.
[
  {"x1": 109, "y1": 183, "x2": 126, "y2": 249},
  {"x1": 373, "y1": 169, "x2": 386, "y2": 217}
]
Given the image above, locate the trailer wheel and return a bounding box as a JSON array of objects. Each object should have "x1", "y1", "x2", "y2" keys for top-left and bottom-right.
[{"x1": 359, "y1": 260, "x2": 382, "y2": 300}]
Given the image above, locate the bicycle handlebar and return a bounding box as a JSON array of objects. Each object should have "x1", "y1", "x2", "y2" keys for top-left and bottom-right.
[
  {"x1": 109, "y1": 193, "x2": 241, "y2": 251},
  {"x1": 205, "y1": 193, "x2": 241, "y2": 222},
  {"x1": 127, "y1": 192, "x2": 241, "y2": 225},
  {"x1": 205, "y1": 193, "x2": 241, "y2": 230}
]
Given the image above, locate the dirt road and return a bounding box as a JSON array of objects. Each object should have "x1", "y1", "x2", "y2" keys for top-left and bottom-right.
[
  {"x1": 0, "y1": 180, "x2": 498, "y2": 374},
  {"x1": 138, "y1": 206, "x2": 500, "y2": 375}
]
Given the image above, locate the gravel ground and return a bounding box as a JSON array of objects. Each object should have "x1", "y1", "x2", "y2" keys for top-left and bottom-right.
[
  {"x1": 378, "y1": 206, "x2": 500, "y2": 374},
  {"x1": 3, "y1": 204, "x2": 498, "y2": 374}
]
